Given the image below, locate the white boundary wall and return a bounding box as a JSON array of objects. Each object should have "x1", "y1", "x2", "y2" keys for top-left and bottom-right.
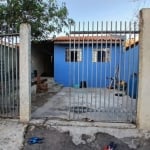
[{"x1": 19, "y1": 24, "x2": 31, "y2": 122}]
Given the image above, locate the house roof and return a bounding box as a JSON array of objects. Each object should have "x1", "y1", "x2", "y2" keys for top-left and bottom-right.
[
  {"x1": 54, "y1": 36, "x2": 123, "y2": 44},
  {"x1": 124, "y1": 38, "x2": 139, "y2": 50}
]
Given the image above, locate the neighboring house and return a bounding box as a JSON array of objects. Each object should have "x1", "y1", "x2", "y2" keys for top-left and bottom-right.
[
  {"x1": 0, "y1": 40, "x2": 52, "y2": 81},
  {"x1": 31, "y1": 40, "x2": 54, "y2": 78},
  {"x1": 54, "y1": 36, "x2": 139, "y2": 92}
]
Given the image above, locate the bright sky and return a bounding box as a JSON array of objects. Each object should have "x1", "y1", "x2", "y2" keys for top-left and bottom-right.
[{"x1": 58, "y1": 0, "x2": 150, "y2": 22}]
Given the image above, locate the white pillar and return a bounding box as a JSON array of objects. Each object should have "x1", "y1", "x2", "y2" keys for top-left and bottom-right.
[
  {"x1": 19, "y1": 24, "x2": 31, "y2": 122},
  {"x1": 137, "y1": 8, "x2": 150, "y2": 130}
]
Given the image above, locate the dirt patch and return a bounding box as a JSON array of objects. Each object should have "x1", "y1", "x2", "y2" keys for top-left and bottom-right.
[{"x1": 23, "y1": 125, "x2": 132, "y2": 150}]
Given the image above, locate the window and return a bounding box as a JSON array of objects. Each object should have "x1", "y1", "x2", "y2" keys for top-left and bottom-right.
[
  {"x1": 65, "y1": 48, "x2": 82, "y2": 62},
  {"x1": 92, "y1": 48, "x2": 110, "y2": 62}
]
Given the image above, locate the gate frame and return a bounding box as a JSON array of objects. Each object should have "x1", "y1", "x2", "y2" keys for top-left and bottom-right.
[
  {"x1": 67, "y1": 21, "x2": 139, "y2": 123},
  {"x1": 0, "y1": 25, "x2": 19, "y2": 118}
]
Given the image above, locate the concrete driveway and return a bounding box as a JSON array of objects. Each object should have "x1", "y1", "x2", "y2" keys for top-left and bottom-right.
[{"x1": 32, "y1": 87, "x2": 136, "y2": 122}]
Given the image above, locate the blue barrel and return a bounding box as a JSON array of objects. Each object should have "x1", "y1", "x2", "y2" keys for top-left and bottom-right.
[{"x1": 129, "y1": 73, "x2": 138, "y2": 99}]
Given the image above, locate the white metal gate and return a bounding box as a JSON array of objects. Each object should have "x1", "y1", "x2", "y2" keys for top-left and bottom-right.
[
  {"x1": 0, "y1": 24, "x2": 19, "y2": 118},
  {"x1": 67, "y1": 21, "x2": 139, "y2": 123}
]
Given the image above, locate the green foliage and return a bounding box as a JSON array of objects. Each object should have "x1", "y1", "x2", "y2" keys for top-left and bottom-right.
[{"x1": 0, "y1": 0, "x2": 74, "y2": 39}]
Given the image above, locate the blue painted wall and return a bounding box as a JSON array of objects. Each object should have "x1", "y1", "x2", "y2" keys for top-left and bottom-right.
[
  {"x1": 120, "y1": 45, "x2": 139, "y2": 83},
  {"x1": 54, "y1": 42, "x2": 139, "y2": 99},
  {"x1": 120, "y1": 45, "x2": 139, "y2": 98},
  {"x1": 54, "y1": 43, "x2": 127, "y2": 87}
]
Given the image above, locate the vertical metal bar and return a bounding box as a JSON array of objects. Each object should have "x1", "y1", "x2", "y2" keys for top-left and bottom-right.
[
  {"x1": 113, "y1": 21, "x2": 117, "y2": 120},
  {"x1": 131, "y1": 21, "x2": 137, "y2": 122},
  {"x1": 95, "y1": 22, "x2": 98, "y2": 88},
  {"x1": 15, "y1": 30, "x2": 19, "y2": 116},
  {"x1": 77, "y1": 22, "x2": 81, "y2": 120},
  {"x1": 136, "y1": 22, "x2": 139, "y2": 99},
  {"x1": 108, "y1": 21, "x2": 113, "y2": 114},
  {"x1": 127, "y1": 22, "x2": 132, "y2": 122},
  {"x1": 68, "y1": 22, "x2": 72, "y2": 119},
  {"x1": 90, "y1": 22, "x2": 92, "y2": 114},
  {"x1": 93, "y1": 21, "x2": 96, "y2": 117},
  {"x1": 11, "y1": 32, "x2": 15, "y2": 116},
  {"x1": 103, "y1": 22, "x2": 106, "y2": 113},
  {"x1": 124, "y1": 21, "x2": 128, "y2": 120},
  {"x1": 125, "y1": 22, "x2": 130, "y2": 121},
  {"x1": 71, "y1": 29, "x2": 76, "y2": 125},
  {"x1": 116, "y1": 22, "x2": 120, "y2": 116},
  {"x1": 104, "y1": 21, "x2": 108, "y2": 115},
  {"x1": 13, "y1": 24, "x2": 18, "y2": 116},
  {"x1": 116, "y1": 21, "x2": 121, "y2": 121},
  {"x1": 73, "y1": 33, "x2": 76, "y2": 86},
  {"x1": 15, "y1": 26, "x2": 20, "y2": 116},
  {"x1": 10, "y1": 25, "x2": 15, "y2": 117},
  {"x1": 4, "y1": 29, "x2": 7, "y2": 116},
  {"x1": 116, "y1": 22, "x2": 119, "y2": 121},
  {"x1": 7, "y1": 30, "x2": 11, "y2": 116},
  {"x1": 81, "y1": 21, "x2": 85, "y2": 115},
  {"x1": 135, "y1": 21, "x2": 139, "y2": 119},
  {"x1": 131, "y1": 21, "x2": 135, "y2": 121},
  {"x1": 99, "y1": 21, "x2": 103, "y2": 113},
  {"x1": 90, "y1": 21, "x2": 94, "y2": 118},
  {"x1": 73, "y1": 23, "x2": 76, "y2": 119},
  {"x1": 85, "y1": 21, "x2": 90, "y2": 118},
  {"x1": 119, "y1": 21, "x2": 123, "y2": 120},
  {"x1": 77, "y1": 21, "x2": 80, "y2": 119},
  {"x1": 72, "y1": 22, "x2": 75, "y2": 120},
  {"x1": 98, "y1": 22, "x2": 101, "y2": 113},
  {"x1": 111, "y1": 21, "x2": 115, "y2": 120},
  {"x1": 0, "y1": 30, "x2": 4, "y2": 115},
  {"x1": 95, "y1": 21, "x2": 99, "y2": 112},
  {"x1": 121, "y1": 21, "x2": 126, "y2": 121}
]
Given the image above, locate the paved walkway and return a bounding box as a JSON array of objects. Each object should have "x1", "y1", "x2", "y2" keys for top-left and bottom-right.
[{"x1": 32, "y1": 87, "x2": 136, "y2": 122}]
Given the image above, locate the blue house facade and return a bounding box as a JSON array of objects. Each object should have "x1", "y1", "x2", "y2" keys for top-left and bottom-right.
[
  {"x1": 54, "y1": 36, "x2": 139, "y2": 91},
  {"x1": 121, "y1": 42, "x2": 139, "y2": 98}
]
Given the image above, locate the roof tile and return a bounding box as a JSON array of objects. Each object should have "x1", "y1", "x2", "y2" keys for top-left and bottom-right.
[{"x1": 54, "y1": 36, "x2": 122, "y2": 43}]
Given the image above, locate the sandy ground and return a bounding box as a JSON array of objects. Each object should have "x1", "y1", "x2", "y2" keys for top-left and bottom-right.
[{"x1": 23, "y1": 125, "x2": 131, "y2": 150}]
